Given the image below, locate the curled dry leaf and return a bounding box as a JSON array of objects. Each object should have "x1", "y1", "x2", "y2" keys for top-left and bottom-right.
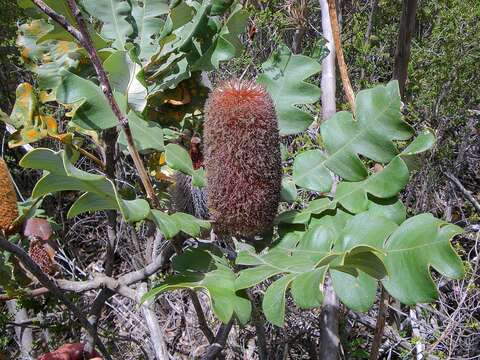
[{"x1": 24, "y1": 217, "x2": 53, "y2": 241}]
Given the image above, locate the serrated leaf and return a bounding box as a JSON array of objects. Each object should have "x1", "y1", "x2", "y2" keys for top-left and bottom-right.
[
  {"x1": 293, "y1": 81, "x2": 414, "y2": 191},
  {"x1": 208, "y1": 7, "x2": 248, "y2": 69},
  {"x1": 334, "y1": 156, "x2": 410, "y2": 213},
  {"x1": 258, "y1": 46, "x2": 321, "y2": 135}
]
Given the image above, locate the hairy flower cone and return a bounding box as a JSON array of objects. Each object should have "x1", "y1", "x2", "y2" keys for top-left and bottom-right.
[
  {"x1": 0, "y1": 158, "x2": 19, "y2": 234},
  {"x1": 204, "y1": 79, "x2": 281, "y2": 236}
]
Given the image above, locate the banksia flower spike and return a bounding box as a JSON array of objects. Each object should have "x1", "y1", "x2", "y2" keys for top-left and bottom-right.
[
  {"x1": 0, "y1": 158, "x2": 19, "y2": 235},
  {"x1": 204, "y1": 79, "x2": 282, "y2": 237}
]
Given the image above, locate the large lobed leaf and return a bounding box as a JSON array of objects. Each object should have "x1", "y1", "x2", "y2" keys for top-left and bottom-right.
[
  {"x1": 235, "y1": 209, "x2": 388, "y2": 326},
  {"x1": 236, "y1": 205, "x2": 464, "y2": 325},
  {"x1": 19, "y1": 148, "x2": 149, "y2": 222},
  {"x1": 131, "y1": 0, "x2": 170, "y2": 62},
  {"x1": 292, "y1": 81, "x2": 414, "y2": 192},
  {"x1": 257, "y1": 46, "x2": 321, "y2": 136},
  {"x1": 142, "y1": 245, "x2": 251, "y2": 325},
  {"x1": 82, "y1": 0, "x2": 134, "y2": 50}
]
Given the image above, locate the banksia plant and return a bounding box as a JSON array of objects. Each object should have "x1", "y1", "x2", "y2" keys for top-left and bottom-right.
[
  {"x1": 204, "y1": 79, "x2": 282, "y2": 237},
  {"x1": 0, "y1": 158, "x2": 19, "y2": 235},
  {"x1": 28, "y1": 239, "x2": 56, "y2": 275}
]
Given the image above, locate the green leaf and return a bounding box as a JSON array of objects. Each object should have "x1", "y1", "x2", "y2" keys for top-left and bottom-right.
[
  {"x1": 164, "y1": 143, "x2": 205, "y2": 186},
  {"x1": 131, "y1": 0, "x2": 169, "y2": 62},
  {"x1": 148, "y1": 210, "x2": 210, "y2": 239},
  {"x1": 382, "y1": 214, "x2": 465, "y2": 304},
  {"x1": 331, "y1": 212, "x2": 465, "y2": 310},
  {"x1": 290, "y1": 268, "x2": 326, "y2": 309},
  {"x1": 56, "y1": 70, "x2": 119, "y2": 130},
  {"x1": 400, "y1": 130, "x2": 435, "y2": 156},
  {"x1": 210, "y1": 0, "x2": 234, "y2": 16},
  {"x1": 165, "y1": 143, "x2": 193, "y2": 174},
  {"x1": 293, "y1": 81, "x2": 414, "y2": 191},
  {"x1": 118, "y1": 112, "x2": 164, "y2": 152},
  {"x1": 292, "y1": 150, "x2": 331, "y2": 192},
  {"x1": 149, "y1": 210, "x2": 179, "y2": 239},
  {"x1": 331, "y1": 270, "x2": 376, "y2": 312},
  {"x1": 262, "y1": 274, "x2": 295, "y2": 327},
  {"x1": 280, "y1": 177, "x2": 297, "y2": 203},
  {"x1": 367, "y1": 197, "x2": 406, "y2": 225},
  {"x1": 236, "y1": 213, "x2": 386, "y2": 325},
  {"x1": 82, "y1": 0, "x2": 134, "y2": 50},
  {"x1": 104, "y1": 50, "x2": 148, "y2": 112},
  {"x1": 170, "y1": 212, "x2": 210, "y2": 237},
  {"x1": 142, "y1": 246, "x2": 251, "y2": 324},
  {"x1": 209, "y1": 7, "x2": 248, "y2": 69},
  {"x1": 20, "y1": 148, "x2": 149, "y2": 222},
  {"x1": 333, "y1": 156, "x2": 410, "y2": 214},
  {"x1": 258, "y1": 46, "x2": 321, "y2": 135}
]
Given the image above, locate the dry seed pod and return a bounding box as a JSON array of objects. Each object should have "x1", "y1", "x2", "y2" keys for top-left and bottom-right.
[
  {"x1": 204, "y1": 79, "x2": 281, "y2": 237},
  {"x1": 28, "y1": 238, "x2": 56, "y2": 275},
  {"x1": 0, "y1": 158, "x2": 19, "y2": 234}
]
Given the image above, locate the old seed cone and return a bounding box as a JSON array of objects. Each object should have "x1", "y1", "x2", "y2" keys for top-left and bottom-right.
[
  {"x1": 204, "y1": 79, "x2": 281, "y2": 237},
  {"x1": 28, "y1": 239, "x2": 56, "y2": 275},
  {"x1": 0, "y1": 158, "x2": 19, "y2": 234}
]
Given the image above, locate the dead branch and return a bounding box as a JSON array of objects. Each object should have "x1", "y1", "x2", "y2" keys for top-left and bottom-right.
[
  {"x1": 327, "y1": 0, "x2": 355, "y2": 112},
  {"x1": 369, "y1": 286, "x2": 388, "y2": 360},
  {"x1": 445, "y1": 172, "x2": 480, "y2": 214}
]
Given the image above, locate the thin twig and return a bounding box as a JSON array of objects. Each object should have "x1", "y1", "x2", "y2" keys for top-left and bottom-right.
[
  {"x1": 370, "y1": 285, "x2": 388, "y2": 360},
  {"x1": 189, "y1": 290, "x2": 215, "y2": 343},
  {"x1": 0, "y1": 235, "x2": 112, "y2": 360},
  {"x1": 247, "y1": 289, "x2": 268, "y2": 360},
  {"x1": 327, "y1": 0, "x2": 355, "y2": 113},
  {"x1": 445, "y1": 172, "x2": 480, "y2": 214}
]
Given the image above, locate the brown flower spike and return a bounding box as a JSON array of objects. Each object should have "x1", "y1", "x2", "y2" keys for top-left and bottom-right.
[
  {"x1": 204, "y1": 79, "x2": 282, "y2": 237},
  {"x1": 0, "y1": 158, "x2": 19, "y2": 234}
]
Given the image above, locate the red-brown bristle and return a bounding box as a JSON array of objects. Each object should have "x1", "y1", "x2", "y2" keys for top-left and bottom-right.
[{"x1": 204, "y1": 79, "x2": 282, "y2": 237}]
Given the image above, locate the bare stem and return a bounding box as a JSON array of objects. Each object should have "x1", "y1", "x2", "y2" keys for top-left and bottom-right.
[
  {"x1": 369, "y1": 286, "x2": 388, "y2": 360},
  {"x1": 189, "y1": 290, "x2": 215, "y2": 343},
  {"x1": 327, "y1": 0, "x2": 355, "y2": 113},
  {"x1": 201, "y1": 319, "x2": 234, "y2": 360}
]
